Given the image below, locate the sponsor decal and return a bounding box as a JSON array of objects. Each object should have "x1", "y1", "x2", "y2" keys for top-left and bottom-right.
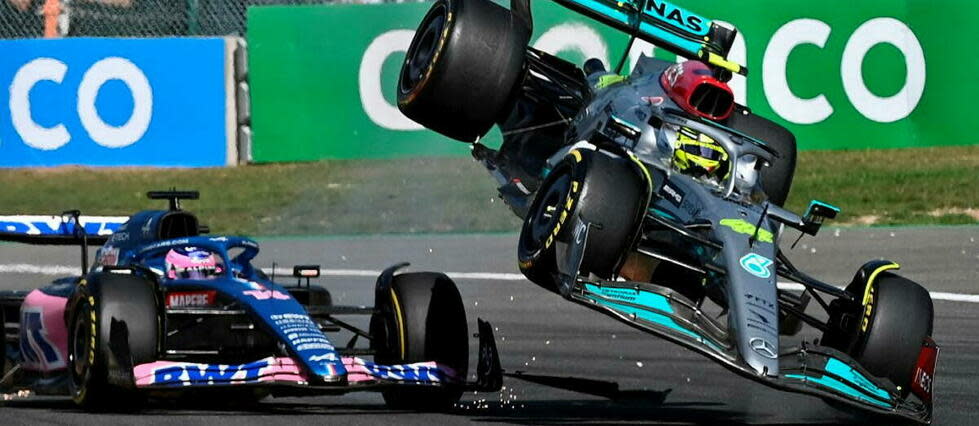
[
  {"x1": 746, "y1": 309, "x2": 778, "y2": 337},
  {"x1": 270, "y1": 313, "x2": 337, "y2": 352},
  {"x1": 309, "y1": 353, "x2": 338, "y2": 363},
  {"x1": 642, "y1": 96, "x2": 665, "y2": 106},
  {"x1": 745, "y1": 292, "x2": 777, "y2": 312},
  {"x1": 142, "y1": 238, "x2": 190, "y2": 252},
  {"x1": 165, "y1": 290, "x2": 217, "y2": 308},
  {"x1": 135, "y1": 356, "x2": 453, "y2": 387},
  {"x1": 659, "y1": 182, "x2": 685, "y2": 207},
  {"x1": 739, "y1": 253, "x2": 774, "y2": 278},
  {"x1": 573, "y1": 219, "x2": 588, "y2": 245},
  {"x1": 720, "y1": 218, "x2": 774, "y2": 243},
  {"x1": 663, "y1": 62, "x2": 683, "y2": 88},
  {"x1": 643, "y1": 0, "x2": 708, "y2": 35},
  {"x1": 243, "y1": 290, "x2": 291, "y2": 300},
  {"x1": 911, "y1": 338, "x2": 939, "y2": 404},
  {"x1": 750, "y1": 337, "x2": 778, "y2": 359},
  {"x1": 108, "y1": 231, "x2": 129, "y2": 243},
  {"x1": 349, "y1": 359, "x2": 444, "y2": 383},
  {"x1": 142, "y1": 217, "x2": 154, "y2": 237},
  {"x1": 149, "y1": 359, "x2": 273, "y2": 386},
  {"x1": 860, "y1": 282, "x2": 876, "y2": 332},
  {"x1": 0, "y1": 215, "x2": 126, "y2": 236}
]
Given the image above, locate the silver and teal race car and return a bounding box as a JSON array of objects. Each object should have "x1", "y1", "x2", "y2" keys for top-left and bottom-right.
[{"x1": 396, "y1": 0, "x2": 938, "y2": 423}]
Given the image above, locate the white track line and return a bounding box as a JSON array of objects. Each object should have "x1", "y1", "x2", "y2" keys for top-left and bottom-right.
[{"x1": 3, "y1": 264, "x2": 977, "y2": 303}]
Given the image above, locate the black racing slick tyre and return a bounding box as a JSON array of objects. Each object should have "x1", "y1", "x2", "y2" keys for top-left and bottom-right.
[
  {"x1": 724, "y1": 109, "x2": 797, "y2": 206},
  {"x1": 398, "y1": 0, "x2": 530, "y2": 142},
  {"x1": 518, "y1": 150, "x2": 646, "y2": 291},
  {"x1": 68, "y1": 273, "x2": 159, "y2": 410},
  {"x1": 370, "y1": 272, "x2": 468, "y2": 411},
  {"x1": 849, "y1": 273, "x2": 933, "y2": 395},
  {"x1": 823, "y1": 269, "x2": 933, "y2": 397}
]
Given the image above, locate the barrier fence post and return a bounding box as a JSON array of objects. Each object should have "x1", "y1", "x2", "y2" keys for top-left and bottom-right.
[
  {"x1": 186, "y1": 0, "x2": 200, "y2": 35},
  {"x1": 42, "y1": 0, "x2": 59, "y2": 38}
]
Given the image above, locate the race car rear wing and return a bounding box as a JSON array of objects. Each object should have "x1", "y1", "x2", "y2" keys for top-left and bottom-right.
[
  {"x1": 0, "y1": 212, "x2": 127, "y2": 274},
  {"x1": 548, "y1": 0, "x2": 745, "y2": 75},
  {"x1": 0, "y1": 213, "x2": 124, "y2": 245}
]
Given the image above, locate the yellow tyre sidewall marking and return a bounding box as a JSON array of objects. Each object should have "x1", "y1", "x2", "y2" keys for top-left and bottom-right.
[
  {"x1": 390, "y1": 288, "x2": 407, "y2": 360},
  {"x1": 860, "y1": 263, "x2": 899, "y2": 333}
]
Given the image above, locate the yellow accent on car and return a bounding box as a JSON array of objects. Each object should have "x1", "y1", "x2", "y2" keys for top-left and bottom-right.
[
  {"x1": 390, "y1": 288, "x2": 407, "y2": 359},
  {"x1": 627, "y1": 152, "x2": 654, "y2": 197},
  {"x1": 570, "y1": 150, "x2": 582, "y2": 163},
  {"x1": 703, "y1": 51, "x2": 744, "y2": 75},
  {"x1": 719, "y1": 219, "x2": 774, "y2": 243},
  {"x1": 595, "y1": 74, "x2": 628, "y2": 89}
]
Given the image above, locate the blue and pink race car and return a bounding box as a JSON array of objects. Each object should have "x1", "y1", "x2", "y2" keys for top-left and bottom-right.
[{"x1": 0, "y1": 191, "x2": 501, "y2": 410}]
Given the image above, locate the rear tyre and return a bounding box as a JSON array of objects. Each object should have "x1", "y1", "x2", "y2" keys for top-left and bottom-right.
[
  {"x1": 398, "y1": 0, "x2": 530, "y2": 142},
  {"x1": 518, "y1": 150, "x2": 646, "y2": 290},
  {"x1": 68, "y1": 273, "x2": 159, "y2": 410},
  {"x1": 823, "y1": 272, "x2": 933, "y2": 396},
  {"x1": 371, "y1": 272, "x2": 468, "y2": 411},
  {"x1": 724, "y1": 109, "x2": 797, "y2": 206}
]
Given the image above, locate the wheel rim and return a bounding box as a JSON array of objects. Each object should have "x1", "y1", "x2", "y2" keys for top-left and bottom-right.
[
  {"x1": 69, "y1": 305, "x2": 92, "y2": 389},
  {"x1": 399, "y1": 3, "x2": 447, "y2": 96},
  {"x1": 522, "y1": 171, "x2": 573, "y2": 254}
]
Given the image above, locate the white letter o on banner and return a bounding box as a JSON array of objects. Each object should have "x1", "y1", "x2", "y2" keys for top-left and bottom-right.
[
  {"x1": 841, "y1": 17, "x2": 926, "y2": 123},
  {"x1": 77, "y1": 57, "x2": 153, "y2": 148}
]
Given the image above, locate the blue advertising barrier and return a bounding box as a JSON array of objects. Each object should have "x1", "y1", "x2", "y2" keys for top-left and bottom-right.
[{"x1": 0, "y1": 38, "x2": 231, "y2": 167}]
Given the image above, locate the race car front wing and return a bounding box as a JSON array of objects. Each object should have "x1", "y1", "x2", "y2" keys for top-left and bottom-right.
[
  {"x1": 131, "y1": 319, "x2": 503, "y2": 393},
  {"x1": 571, "y1": 278, "x2": 935, "y2": 424}
]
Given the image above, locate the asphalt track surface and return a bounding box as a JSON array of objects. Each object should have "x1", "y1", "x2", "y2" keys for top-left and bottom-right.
[{"x1": 1, "y1": 226, "x2": 977, "y2": 425}]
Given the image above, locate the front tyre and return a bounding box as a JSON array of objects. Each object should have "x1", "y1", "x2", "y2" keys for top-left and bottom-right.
[
  {"x1": 371, "y1": 272, "x2": 469, "y2": 411},
  {"x1": 824, "y1": 270, "x2": 933, "y2": 396},
  {"x1": 68, "y1": 273, "x2": 159, "y2": 410},
  {"x1": 398, "y1": 0, "x2": 530, "y2": 142},
  {"x1": 518, "y1": 150, "x2": 646, "y2": 290}
]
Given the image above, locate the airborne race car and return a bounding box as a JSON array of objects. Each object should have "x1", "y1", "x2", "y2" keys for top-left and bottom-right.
[
  {"x1": 0, "y1": 191, "x2": 501, "y2": 410},
  {"x1": 398, "y1": 0, "x2": 938, "y2": 423}
]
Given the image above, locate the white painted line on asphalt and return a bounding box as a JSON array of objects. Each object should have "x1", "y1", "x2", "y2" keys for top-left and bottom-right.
[
  {"x1": 263, "y1": 267, "x2": 528, "y2": 281},
  {"x1": 0, "y1": 264, "x2": 81, "y2": 275},
  {"x1": 929, "y1": 292, "x2": 979, "y2": 303},
  {"x1": 4, "y1": 264, "x2": 977, "y2": 303}
]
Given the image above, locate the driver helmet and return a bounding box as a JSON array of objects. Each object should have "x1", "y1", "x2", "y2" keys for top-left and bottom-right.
[
  {"x1": 672, "y1": 127, "x2": 731, "y2": 182},
  {"x1": 165, "y1": 247, "x2": 224, "y2": 280}
]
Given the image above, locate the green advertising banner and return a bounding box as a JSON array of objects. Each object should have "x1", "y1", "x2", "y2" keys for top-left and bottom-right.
[{"x1": 248, "y1": 1, "x2": 977, "y2": 162}]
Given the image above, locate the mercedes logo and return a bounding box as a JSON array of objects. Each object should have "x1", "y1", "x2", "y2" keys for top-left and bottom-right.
[{"x1": 750, "y1": 337, "x2": 778, "y2": 359}]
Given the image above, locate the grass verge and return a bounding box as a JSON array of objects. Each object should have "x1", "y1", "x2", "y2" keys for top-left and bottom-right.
[{"x1": 0, "y1": 146, "x2": 974, "y2": 236}]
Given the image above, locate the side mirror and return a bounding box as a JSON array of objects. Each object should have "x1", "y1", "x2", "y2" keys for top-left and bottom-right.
[
  {"x1": 293, "y1": 265, "x2": 321, "y2": 287},
  {"x1": 801, "y1": 200, "x2": 840, "y2": 236}
]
